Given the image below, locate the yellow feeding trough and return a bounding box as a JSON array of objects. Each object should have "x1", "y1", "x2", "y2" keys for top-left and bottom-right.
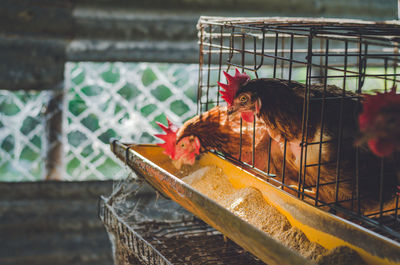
[{"x1": 110, "y1": 140, "x2": 400, "y2": 265}]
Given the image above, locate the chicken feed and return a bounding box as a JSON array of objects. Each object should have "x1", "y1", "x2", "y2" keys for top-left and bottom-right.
[{"x1": 181, "y1": 165, "x2": 365, "y2": 265}]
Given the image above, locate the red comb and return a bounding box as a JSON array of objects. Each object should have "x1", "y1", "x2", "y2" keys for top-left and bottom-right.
[
  {"x1": 155, "y1": 118, "x2": 178, "y2": 159},
  {"x1": 217, "y1": 69, "x2": 250, "y2": 106},
  {"x1": 359, "y1": 88, "x2": 400, "y2": 131}
]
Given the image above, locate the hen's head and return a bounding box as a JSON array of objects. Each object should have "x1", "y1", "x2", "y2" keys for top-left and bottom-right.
[
  {"x1": 218, "y1": 69, "x2": 259, "y2": 123},
  {"x1": 155, "y1": 118, "x2": 201, "y2": 169},
  {"x1": 358, "y1": 87, "x2": 400, "y2": 157}
]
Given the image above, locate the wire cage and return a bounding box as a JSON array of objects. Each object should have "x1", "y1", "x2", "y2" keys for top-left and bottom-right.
[
  {"x1": 99, "y1": 180, "x2": 265, "y2": 265},
  {"x1": 196, "y1": 17, "x2": 400, "y2": 242}
]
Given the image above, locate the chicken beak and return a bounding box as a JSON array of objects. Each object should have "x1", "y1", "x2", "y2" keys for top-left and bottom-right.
[{"x1": 172, "y1": 158, "x2": 183, "y2": 170}]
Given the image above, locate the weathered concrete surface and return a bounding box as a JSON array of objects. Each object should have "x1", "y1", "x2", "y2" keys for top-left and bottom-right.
[
  {"x1": 0, "y1": 181, "x2": 113, "y2": 265},
  {"x1": 0, "y1": 1, "x2": 74, "y2": 91},
  {"x1": 0, "y1": 0, "x2": 397, "y2": 90},
  {"x1": 0, "y1": 35, "x2": 67, "y2": 91}
]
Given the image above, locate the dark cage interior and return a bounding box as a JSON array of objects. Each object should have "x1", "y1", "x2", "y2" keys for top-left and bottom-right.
[{"x1": 196, "y1": 17, "x2": 400, "y2": 242}]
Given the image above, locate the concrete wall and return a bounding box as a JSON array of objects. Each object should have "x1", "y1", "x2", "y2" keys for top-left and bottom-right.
[{"x1": 0, "y1": 181, "x2": 113, "y2": 265}]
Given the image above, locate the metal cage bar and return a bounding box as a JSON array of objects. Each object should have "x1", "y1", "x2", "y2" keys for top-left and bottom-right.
[{"x1": 197, "y1": 17, "x2": 400, "y2": 242}]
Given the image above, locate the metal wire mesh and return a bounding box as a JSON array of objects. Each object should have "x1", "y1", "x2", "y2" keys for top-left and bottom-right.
[
  {"x1": 64, "y1": 62, "x2": 198, "y2": 181},
  {"x1": 100, "y1": 176, "x2": 266, "y2": 265},
  {"x1": 0, "y1": 90, "x2": 50, "y2": 181},
  {"x1": 197, "y1": 17, "x2": 400, "y2": 241}
]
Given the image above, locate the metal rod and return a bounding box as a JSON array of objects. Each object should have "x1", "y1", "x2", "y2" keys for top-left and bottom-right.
[
  {"x1": 384, "y1": 58, "x2": 388, "y2": 92},
  {"x1": 355, "y1": 39, "x2": 363, "y2": 214},
  {"x1": 267, "y1": 137, "x2": 272, "y2": 175},
  {"x1": 204, "y1": 20, "x2": 400, "y2": 48},
  {"x1": 239, "y1": 118, "x2": 242, "y2": 162},
  {"x1": 393, "y1": 48, "x2": 398, "y2": 87},
  {"x1": 299, "y1": 29, "x2": 314, "y2": 199},
  {"x1": 197, "y1": 26, "x2": 204, "y2": 115},
  {"x1": 281, "y1": 33, "x2": 285, "y2": 79},
  {"x1": 288, "y1": 33, "x2": 294, "y2": 82},
  {"x1": 252, "y1": 35, "x2": 260, "y2": 78},
  {"x1": 217, "y1": 25, "x2": 224, "y2": 106},
  {"x1": 254, "y1": 29, "x2": 266, "y2": 72},
  {"x1": 395, "y1": 188, "x2": 399, "y2": 228},
  {"x1": 273, "y1": 32, "x2": 278, "y2": 78},
  {"x1": 315, "y1": 39, "x2": 329, "y2": 206},
  {"x1": 281, "y1": 139, "x2": 287, "y2": 189},
  {"x1": 202, "y1": 43, "x2": 400, "y2": 83},
  {"x1": 252, "y1": 117, "x2": 256, "y2": 167},
  {"x1": 335, "y1": 40, "x2": 348, "y2": 204},
  {"x1": 205, "y1": 24, "x2": 212, "y2": 111},
  {"x1": 226, "y1": 27, "x2": 235, "y2": 72},
  {"x1": 379, "y1": 157, "x2": 385, "y2": 220}
]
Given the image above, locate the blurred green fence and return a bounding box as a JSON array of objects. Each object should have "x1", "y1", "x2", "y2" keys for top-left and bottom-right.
[
  {"x1": 0, "y1": 62, "x2": 199, "y2": 181},
  {"x1": 0, "y1": 90, "x2": 49, "y2": 181}
]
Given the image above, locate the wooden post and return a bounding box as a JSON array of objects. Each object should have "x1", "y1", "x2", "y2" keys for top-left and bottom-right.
[{"x1": 45, "y1": 87, "x2": 64, "y2": 180}]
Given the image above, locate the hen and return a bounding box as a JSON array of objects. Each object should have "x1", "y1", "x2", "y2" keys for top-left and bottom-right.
[
  {"x1": 219, "y1": 69, "x2": 398, "y2": 214},
  {"x1": 358, "y1": 87, "x2": 400, "y2": 157},
  {"x1": 358, "y1": 88, "x2": 400, "y2": 200},
  {"x1": 155, "y1": 105, "x2": 295, "y2": 182}
]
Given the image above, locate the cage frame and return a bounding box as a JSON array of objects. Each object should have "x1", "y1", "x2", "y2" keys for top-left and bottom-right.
[{"x1": 196, "y1": 16, "x2": 400, "y2": 242}]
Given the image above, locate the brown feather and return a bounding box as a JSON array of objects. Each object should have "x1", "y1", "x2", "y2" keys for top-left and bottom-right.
[
  {"x1": 234, "y1": 78, "x2": 398, "y2": 214},
  {"x1": 176, "y1": 105, "x2": 294, "y2": 177}
]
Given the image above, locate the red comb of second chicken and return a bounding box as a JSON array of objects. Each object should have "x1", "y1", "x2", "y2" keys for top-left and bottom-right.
[
  {"x1": 358, "y1": 87, "x2": 400, "y2": 157},
  {"x1": 155, "y1": 118, "x2": 178, "y2": 159},
  {"x1": 359, "y1": 88, "x2": 400, "y2": 131},
  {"x1": 217, "y1": 69, "x2": 250, "y2": 106}
]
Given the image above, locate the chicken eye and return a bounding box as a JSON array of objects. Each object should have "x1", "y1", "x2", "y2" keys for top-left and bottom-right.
[
  {"x1": 181, "y1": 143, "x2": 185, "y2": 148},
  {"x1": 240, "y1": 95, "x2": 248, "y2": 104}
]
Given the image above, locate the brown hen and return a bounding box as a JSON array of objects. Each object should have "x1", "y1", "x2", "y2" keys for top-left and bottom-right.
[
  {"x1": 220, "y1": 70, "x2": 398, "y2": 214},
  {"x1": 156, "y1": 105, "x2": 296, "y2": 184}
]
